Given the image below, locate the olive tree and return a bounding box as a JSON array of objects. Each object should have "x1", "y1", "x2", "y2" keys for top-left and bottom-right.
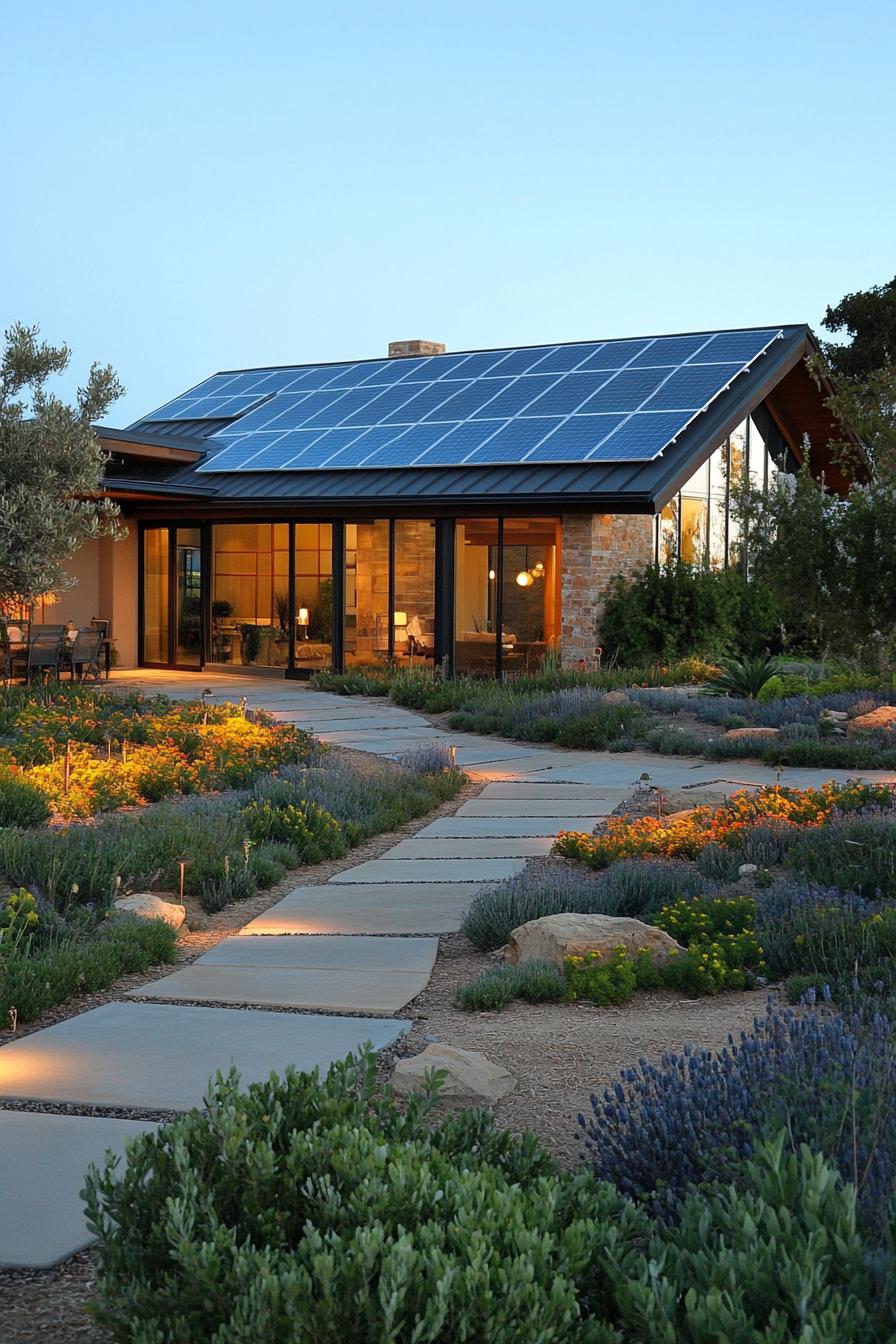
[{"x1": 0, "y1": 323, "x2": 125, "y2": 606}]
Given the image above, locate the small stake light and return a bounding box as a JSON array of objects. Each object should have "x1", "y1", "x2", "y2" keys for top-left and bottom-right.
[{"x1": 178, "y1": 860, "x2": 190, "y2": 903}]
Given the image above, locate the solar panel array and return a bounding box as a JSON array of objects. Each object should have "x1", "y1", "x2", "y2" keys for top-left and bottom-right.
[{"x1": 136, "y1": 329, "x2": 784, "y2": 474}]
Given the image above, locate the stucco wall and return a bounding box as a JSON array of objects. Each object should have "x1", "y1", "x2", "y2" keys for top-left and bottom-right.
[
  {"x1": 559, "y1": 513, "x2": 654, "y2": 666},
  {"x1": 57, "y1": 528, "x2": 139, "y2": 668}
]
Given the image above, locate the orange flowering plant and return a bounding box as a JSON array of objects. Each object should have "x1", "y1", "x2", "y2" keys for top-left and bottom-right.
[{"x1": 553, "y1": 781, "x2": 894, "y2": 869}]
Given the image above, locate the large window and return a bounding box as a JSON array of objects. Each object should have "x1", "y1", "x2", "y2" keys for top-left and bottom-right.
[
  {"x1": 142, "y1": 528, "x2": 169, "y2": 663},
  {"x1": 393, "y1": 519, "x2": 436, "y2": 665},
  {"x1": 656, "y1": 408, "x2": 792, "y2": 570},
  {"x1": 293, "y1": 523, "x2": 333, "y2": 671},
  {"x1": 455, "y1": 517, "x2": 559, "y2": 676},
  {"x1": 210, "y1": 523, "x2": 290, "y2": 667}
]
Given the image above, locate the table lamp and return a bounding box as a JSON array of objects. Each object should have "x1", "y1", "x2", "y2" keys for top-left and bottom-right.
[{"x1": 297, "y1": 607, "x2": 310, "y2": 640}]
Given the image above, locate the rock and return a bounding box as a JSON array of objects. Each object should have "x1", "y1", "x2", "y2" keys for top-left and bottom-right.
[
  {"x1": 506, "y1": 912, "x2": 684, "y2": 970},
  {"x1": 114, "y1": 892, "x2": 185, "y2": 930},
  {"x1": 820, "y1": 709, "x2": 848, "y2": 722},
  {"x1": 601, "y1": 690, "x2": 630, "y2": 706},
  {"x1": 724, "y1": 727, "x2": 780, "y2": 741},
  {"x1": 657, "y1": 788, "x2": 730, "y2": 814},
  {"x1": 848, "y1": 706, "x2": 896, "y2": 735},
  {"x1": 391, "y1": 1044, "x2": 517, "y2": 1102},
  {"x1": 738, "y1": 863, "x2": 759, "y2": 877}
]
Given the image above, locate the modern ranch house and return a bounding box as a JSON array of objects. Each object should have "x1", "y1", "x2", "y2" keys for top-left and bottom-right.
[{"x1": 68, "y1": 326, "x2": 849, "y2": 677}]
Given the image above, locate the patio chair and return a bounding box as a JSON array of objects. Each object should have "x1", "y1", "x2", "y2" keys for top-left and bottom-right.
[
  {"x1": 64, "y1": 626, "x2": 104, "y2": 681},
  {"x1": 25, "y1": 630, "x2": 65, "y2": 682}
]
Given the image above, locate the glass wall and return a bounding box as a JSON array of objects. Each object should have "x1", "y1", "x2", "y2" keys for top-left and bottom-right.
[
  {"x1": 501, "y1": 518, "x2": 559, "y2": 672},
  {"x1": 293, "y1": 523, "x2": 334, "y2": 671},
  {"x1": 142, "y1": 527, "x2": 169, "y2": 663},
  {"x1": 656, "y1": 407, "x2": 792, "y2": 570},
  {"x1": 210, "y1": 523, "x2": 290, "y2": 667},
  {"x1": 344, "y1": 519, "x2": 390, "y2": 665},
  {"x1": 455, "y1": 518, "x2": 499, "y2": 675},
  {"x1": 175, "y1": 527, "x2": 202, "y2": 666},
  {"x1": 393, "y1": 519, "x2": 436, "y2": 665},
  {"x1": 455, "y1": 517, "x2": 559, "y2": 676}
]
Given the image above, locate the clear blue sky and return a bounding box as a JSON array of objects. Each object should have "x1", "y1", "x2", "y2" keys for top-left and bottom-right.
[{"x1": 3, "y1": 0, "x2": 894, "y2": 425}]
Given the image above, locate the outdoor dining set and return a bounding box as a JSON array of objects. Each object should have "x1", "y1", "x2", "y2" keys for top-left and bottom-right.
[{"x1": 0, "y1": 618, "x2": 113, "y2": 684}]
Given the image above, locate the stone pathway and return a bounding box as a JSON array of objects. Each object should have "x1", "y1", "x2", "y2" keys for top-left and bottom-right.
[{"x1": 2, "y1": 669, "x2": 895, "y2": 1268}]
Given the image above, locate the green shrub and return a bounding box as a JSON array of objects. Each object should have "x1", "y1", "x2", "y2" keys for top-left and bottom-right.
[
  {"x1": 84, "y1": 1052, "x2": 895, "y2": 1343},
  {"x1": 247, "y1": 846, "x2": 286, "y2": 889},
  {"x1": 0, "y1": 768, "x2": 51, "y2": 828},
  {"x1": 705, "y1": 654, "x2": 782, "y2": 699},
  {"x1": 85, "y1": 1050, "x2": 633, "y2": 1344},
  {"x1": 564, "y1": 946, "x2": 642, "y2": 1005},
  {"x1": 243, "y1": 797, "x2": 346, "y2": 864},
  {"x1": 0, "y1": 915, "x2": 176, "y2": 1024},
  {"x1": 454, "y1": 960, "x2": 567, "y2": 1011},
  {"x1": 600, "y1": 562, "x2": 780, "y2": 666},
  {"x1": 612, "y1": 1134, "x2": 895, "y2": 1343}
]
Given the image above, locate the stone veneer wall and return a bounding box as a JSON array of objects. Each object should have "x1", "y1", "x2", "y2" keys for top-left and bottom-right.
[{"x1": 559, "y1": 512, "x2": 655, "y2": 666}]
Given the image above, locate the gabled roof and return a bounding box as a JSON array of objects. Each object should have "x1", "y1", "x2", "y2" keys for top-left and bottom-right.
[{"x1": 114, "y1": 324, "x2": 851, "y2": 511}]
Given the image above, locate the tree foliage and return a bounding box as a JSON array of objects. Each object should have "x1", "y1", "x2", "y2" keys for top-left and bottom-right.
[
  {"x1": 813, "y1": 276, "x2": 896, "y2": 480},
  {"x1": 730, "y1": 459, "x2": 896, "y2": 660},
  {"x1": 0, "y1": 323, "x2": 124, "y2": 606}
]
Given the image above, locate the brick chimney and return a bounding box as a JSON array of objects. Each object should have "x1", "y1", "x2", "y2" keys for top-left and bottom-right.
[{"x1": 388, "y1": 339, "x2": 446, "y2": 359}]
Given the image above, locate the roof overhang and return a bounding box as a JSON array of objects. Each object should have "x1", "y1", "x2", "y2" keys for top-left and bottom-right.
[{"x1": 95, "y1": 425, "x2": 204, "y2": 463}]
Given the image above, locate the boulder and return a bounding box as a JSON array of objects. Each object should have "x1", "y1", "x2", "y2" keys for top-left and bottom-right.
[
  {"x1": 506, "y1": 912, "x2": 684, "y2": 970},
  {"x1": 391, "y1": 1044, "x2": 516, "y2": 1102},
  {"x1": 725, "y1": 727, "x2": 780, "y2": 741},
  {"x1": 657, "y1": 788, "x2": 730, "y2": 814},
  {"x1": 114, "y1": 892, "x2": 185, "y2": 930},
  {"x1": 820, "y1": 709, "x2": 848, "y2": 722},
  {"x1": 601, "y1": 690, "x2": 630, "y2": 706},
  {"x1": 848, "y1": 706, "x2": 896, "y2": 736},
  {"x1": 738, "y1": 863, "x2": 759, "y2": 878}
]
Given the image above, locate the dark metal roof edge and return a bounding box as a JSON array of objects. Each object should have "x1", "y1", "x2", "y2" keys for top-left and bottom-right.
[
  {"x1": 102, "y1": 476, "x2": 218, "y2": 497},
  {"x1": 96, "y1": 425, "x2": 205, "y2": 453},
  {"x1": 645, "y1": 329, "x2": 812, "y2": 509}
]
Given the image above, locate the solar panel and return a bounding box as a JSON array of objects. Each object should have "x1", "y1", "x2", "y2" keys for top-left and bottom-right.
[
  {"x1": 183, "y1": 326, "x2": 786, "y2": 473},
  {"x1": 357, "y1": 422, "x2": 453, "y2": 467},
  {"x1": 462, "y1": 418, "x2": 561, "y2": 463},
  {"x1": 596, "y1": 412, "x2": 694, "y2": 459},
  {"x1": 525, "y1": 415, "x2": 627, "y2": 462},
  {"x1": 239, "y1": 431, "x2": 326, "y2": 470},
  {"x1": 468, "y1": 375, "x2": 558, "y2": 419},
  {"x1": 577, "y1": 368, "x2": 670, "y2": 414},
  {"x1": 422, "y1": 378, "x2": 514, "y2": 422}
]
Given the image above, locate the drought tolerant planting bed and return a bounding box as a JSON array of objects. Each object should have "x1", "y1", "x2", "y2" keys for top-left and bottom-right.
[
  {"x1": 0, "y1": 686, "x2": 464, "y2": 1026},
  {"x1": 310, "y1": 660, "x2": 896, "y2": 765},
  {"x1": 456, "y1": 781, "x2": 896, "y2": 1013}
]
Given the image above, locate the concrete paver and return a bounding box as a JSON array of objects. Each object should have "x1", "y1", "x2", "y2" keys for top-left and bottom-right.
[
  {"x1": 195, "y1": 934, "x2": 438, "y2": 971},
  {"x1": 130, "y1": 966, "x2": 430, "y2": 1014},
  {"x1": 418, "y1": 815, "x2": 606, "y2": 838},
  {"x1": 387, "y1": 836, "x2": 553, "y2": 859},
  {"x1": 330, "y1": 857, "x2": 525, "y2": 884},
  {"x1": 456, "y1": 798, "x2": 606, "y2": 818},
  {"x1": 0, "y1": 1112, "x2": 156, "y2": 1269},
  {"x1": 238, "y1": 884, "x2": 482, "y2": 934},
  {"x1": 0, "y1": 1002, "x2": 409, "y2": 1111}
]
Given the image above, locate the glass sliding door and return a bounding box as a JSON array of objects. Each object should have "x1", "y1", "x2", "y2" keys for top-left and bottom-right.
[
  {"x1": 454, "y1": 518, "x2": 499, "y2": 676},
  {"x1": 210, "y1": 523, "x2": 290, "y2": 668},
  {"x1": 501, "y1": 518, "x2": 559, "y2": 674},
  {"x1": 142, "y1": 528, "x2": 170, "y2": 664},
  {"x1": 175, "y1": 528, "x2": 202, "y2": 666},
  {"x1": 393, "y1": 519, "x2": 436, "y2": 666},
  {"x1": 344, "y1": 519, "x2": 390, "y2": 666},
  {"x1": 293, "y1": 522, "x2": 334, "y2": 672}
]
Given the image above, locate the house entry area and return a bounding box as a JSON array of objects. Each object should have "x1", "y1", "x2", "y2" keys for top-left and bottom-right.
[{"x1": 139, "y1": 515, "x2": 560, "y2": 676}]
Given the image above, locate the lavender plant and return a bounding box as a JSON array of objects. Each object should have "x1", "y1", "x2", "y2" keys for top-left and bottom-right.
[{"x1": 581, "y1": 997, "x2": 896, "y2": 1236}]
